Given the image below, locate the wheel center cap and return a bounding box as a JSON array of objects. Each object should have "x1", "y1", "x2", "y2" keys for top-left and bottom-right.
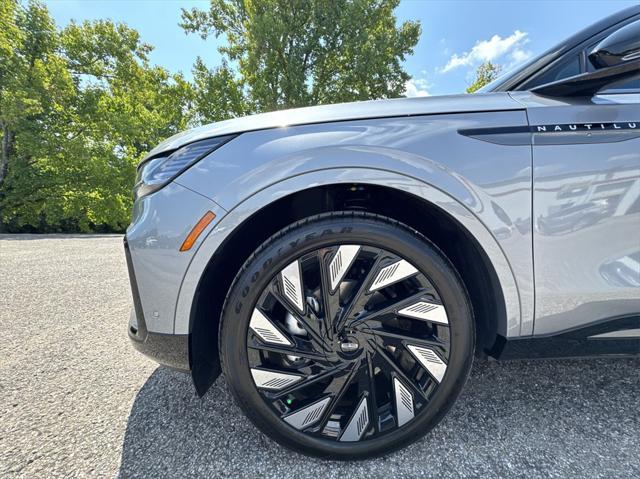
[{"x1": 340, "y1": 337, "x2": 360, "y2": 353}]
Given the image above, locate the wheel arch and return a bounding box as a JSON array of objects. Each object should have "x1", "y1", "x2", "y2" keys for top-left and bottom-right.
[{"x1": 182, "y1": 170, "x2": 520, "y2": 396}]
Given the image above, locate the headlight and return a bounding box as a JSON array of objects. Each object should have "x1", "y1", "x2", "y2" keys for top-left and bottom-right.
[{"x1": 133, "y1": 135, "x2": 236, "y2": 200}]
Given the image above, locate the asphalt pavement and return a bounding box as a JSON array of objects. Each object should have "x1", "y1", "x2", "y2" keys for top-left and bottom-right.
[{"x1": 1, "y1": 235, "x2": 638, "y2": 478}]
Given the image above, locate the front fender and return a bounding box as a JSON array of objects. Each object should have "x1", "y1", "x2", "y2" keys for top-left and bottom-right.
[
  {"x1": 174, "y1": 168, "x2": 522, "y2": 339},
  {"x1": 176, "y1": 111, "x2": 532, "y2": 337}
]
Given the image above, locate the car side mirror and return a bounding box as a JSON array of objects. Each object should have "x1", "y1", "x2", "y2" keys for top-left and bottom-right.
[
  {"x1": 588, "y1": 19, "x2": 640, "y2": 69},
  {"x1": 531, "y1": 19, "x2": 640, "y2": 98}
]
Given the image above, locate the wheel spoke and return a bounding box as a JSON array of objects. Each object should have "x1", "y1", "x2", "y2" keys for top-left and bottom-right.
[
  {"x1": 313, "y1": 360, "x2": 362, "y2": 433},
  {"x1": 334, "y1": 360, "x2": 374, "y2": 441},
  {"x1": 361, "y1": 326, "x2": 446, "y2": 351},
  {"x1": 334, "y1": 250, "x2": 384, "y2": 333},
  {"x1": 280, "y1": 259, "x2": 305, "y2": 312},
  {"x1": 268, "y1": 281, "x2": 330, "y2": 353},
  {"x1": 283, "y1": 396, "x2": 333, "y2": 430},
  {"x1": 347, "y1": 290, "x2": 438, "y2": 328},
  {"x1": 340, "y1": 393, "x2": 370, "y2": 442},
  {"x1": 249, "y1": 307, "x2": 294, "y2": 346},
  {"x1": 248, "y1": 338, "x2": 327, "y2": 362},
  {"x1": 251, "y1": 368, "x2": 304, "y2": 391},
  {"x1": 317, "y1": 248, "x2": 342, "y2": 341},
  {"x1": 368, "y1": 339, "x2": 429, "y2": 402},
  {"x1": 393, "y1": 376, "x2": 415, "y2": 427},
  {"x1": 365, "y1": 328, "x2": 449, "y2": 381},
  {"x1": 268, "y1": 362, "x2": 351, "y2": 399},
  {"x1": 366, "y1": 351, "x2": 379, "y2": 433}
]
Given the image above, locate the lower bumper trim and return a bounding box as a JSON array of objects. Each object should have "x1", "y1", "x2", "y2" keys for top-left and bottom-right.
[{"x1": 129, "y1": 329, "x2": 190, "y2": 372}]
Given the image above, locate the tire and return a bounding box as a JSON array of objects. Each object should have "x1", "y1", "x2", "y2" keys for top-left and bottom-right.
[{"x1": 219, "y1": 212, "x2": 474, "y2": 459}]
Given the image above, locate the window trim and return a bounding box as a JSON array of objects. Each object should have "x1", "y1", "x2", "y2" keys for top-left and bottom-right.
[{"x1": 515, "y1": 14, "x2": 640, "y2": 92}]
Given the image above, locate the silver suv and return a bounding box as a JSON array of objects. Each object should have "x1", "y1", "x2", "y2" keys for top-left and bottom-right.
[{"x1": 125, "y1": 7, "x2": 640, "y2": 459}]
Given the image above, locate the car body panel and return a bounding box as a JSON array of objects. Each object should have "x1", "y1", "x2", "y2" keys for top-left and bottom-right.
[
  {"x1": 175, "y1": 110, "x2": 533, "y2": 337},
  {"x1": 146, "y1": 93, "x2": 523, "y2": 158},
  {"x1": 174, "y1": 168, "x2": 522, "y2": 338},
  {"x1": 126, "y1": 182, "x2": 225, "y2": 334},
  {"x1": 510, "y1": 91, "x2": 640, "y2": 335}
]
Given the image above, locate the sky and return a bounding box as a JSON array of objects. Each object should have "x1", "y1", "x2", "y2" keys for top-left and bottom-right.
[{"x1": 45, "y1": 0, "x2": 638, "y2": 96}]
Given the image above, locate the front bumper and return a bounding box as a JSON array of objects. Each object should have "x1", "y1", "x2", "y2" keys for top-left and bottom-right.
[
  {"x1": 125, "y1": 236, "x2": 190, "y2": 371},
  {"x1": 128, "y1": 317, "x2": 190, "y2": 371},
  {"x1": 123, "y1": 180, "x2": 225, "y2": 370}
]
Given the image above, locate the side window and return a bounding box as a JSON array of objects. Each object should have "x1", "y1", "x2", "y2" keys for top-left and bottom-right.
[
  {"x1": 522, "y1": 55, "x2": 581, "y2": 88},
  {"x1": 520, "y1": 16, "x2": 640, "y2": 93}
]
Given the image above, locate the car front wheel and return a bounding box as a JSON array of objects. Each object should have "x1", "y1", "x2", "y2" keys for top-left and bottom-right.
[{"x1": 220, "y1": 212, "x2": 474, "y2": 459}]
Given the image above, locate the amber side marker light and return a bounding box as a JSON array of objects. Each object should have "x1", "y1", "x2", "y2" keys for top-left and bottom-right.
[{"x1": 180, "y1": 211, "x2": 216, "y2": 252}]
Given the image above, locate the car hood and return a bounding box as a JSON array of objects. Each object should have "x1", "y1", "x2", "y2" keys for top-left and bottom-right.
[{"x1": 146, "y1": 92, "x2": 523, "y2": 158}]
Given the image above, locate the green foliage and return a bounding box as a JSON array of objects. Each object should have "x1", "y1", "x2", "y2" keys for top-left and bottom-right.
[
  {"x1": 0, "y1": 1, "x2": 193, "y2": 232},
  {"x1": 466, "y1": 61, "x2": 502, "y2": 94},
  {"x1": 1, "y1": 0, "x2": 421, "y2": 233},
  {"x1": 181, "y1": 0, "x2": 421, "y2": 111},
  {"x1": 191, "y1": 57, "x2": 248, "y2": 123}
]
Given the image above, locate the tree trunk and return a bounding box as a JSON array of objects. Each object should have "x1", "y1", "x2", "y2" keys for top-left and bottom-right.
[{"x1": 0, "y1": 122, "x2": 11, "y2": 186}]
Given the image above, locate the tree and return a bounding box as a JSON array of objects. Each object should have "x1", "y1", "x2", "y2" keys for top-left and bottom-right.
[
  {"x1": 1, "y1": 0, "x2": 424, "y2": 232},
  {"x1": 0, "y1": 1, "x2": 194, "y2": 232},
  {"x1": 191, "y1": 57, "x2": 248, "y2": 123},
  {"x1": 466, "y1": 61, "x2": 502, "y2": 93},
  {"x1": 0, "y1": 0, "x2": 75, "y2": 224},
  {"x1": 180, "y1": 0, "x2": 421, "y2": 112},
  {"x1": 0, "y1": 0, "x2": 60, "y2": 187},
  {"x1": 0, "y1": 0, "x2": 20, "y2": 183}
]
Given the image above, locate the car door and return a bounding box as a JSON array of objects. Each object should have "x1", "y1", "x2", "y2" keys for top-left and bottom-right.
[{"x1": 510, "y1": 90, "x2": 640, "y2": 336}]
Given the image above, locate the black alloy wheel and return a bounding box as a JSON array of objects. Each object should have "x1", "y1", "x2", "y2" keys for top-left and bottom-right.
[{"x1": 220, "y1": 212, "x2": 474, "y2": 459}]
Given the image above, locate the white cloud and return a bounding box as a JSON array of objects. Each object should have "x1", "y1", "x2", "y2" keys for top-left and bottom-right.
[
  {"x1": 509, "y1": 47, "x2": 532, "y2": 65},
  {"x1": 440, "y1": 30, "x2": 531, "y2": 73},
  {"x1": 404, "y1": 78, "x2": 431, "y2": 97}
]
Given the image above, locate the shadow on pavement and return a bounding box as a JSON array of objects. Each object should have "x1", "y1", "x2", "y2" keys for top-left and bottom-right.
[{"x1": 118, "y1": 357, "x2": 639, "y2": 478}]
